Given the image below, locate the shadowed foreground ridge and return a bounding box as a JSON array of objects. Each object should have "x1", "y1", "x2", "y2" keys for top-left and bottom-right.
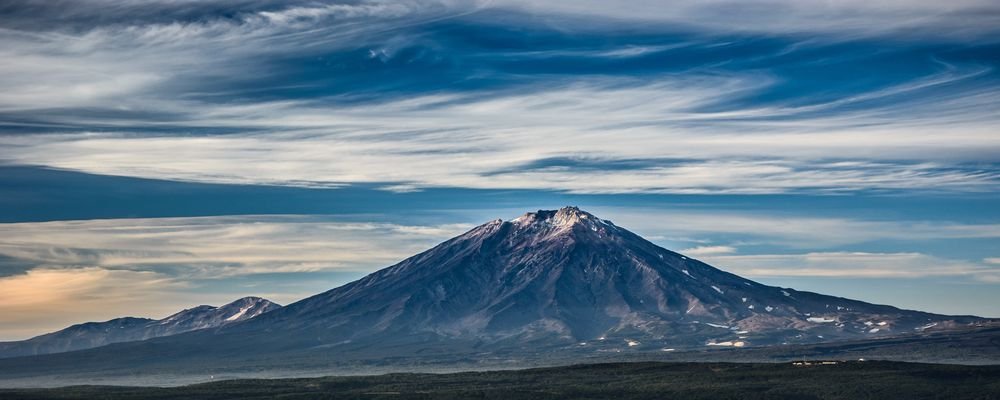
[{"x1": 2, "y1": 361, "x2": 998, "y2": 400}]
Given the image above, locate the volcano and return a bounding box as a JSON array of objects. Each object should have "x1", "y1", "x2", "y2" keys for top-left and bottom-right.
[
  {"x1": 0, "y1": 207, "x2": 984, "y2": 384},
  {"x1": 225, "y1": 206, "x2": 975, "y2": 352}
]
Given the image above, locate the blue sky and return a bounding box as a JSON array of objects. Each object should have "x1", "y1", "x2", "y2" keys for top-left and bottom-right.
[{"x1": 0, "y1": 0, "x2": 998, "y2": 340}]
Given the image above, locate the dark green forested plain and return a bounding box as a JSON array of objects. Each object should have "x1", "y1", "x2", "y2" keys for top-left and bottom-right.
[{"x1": 2, "y1": 361, "x2": 999, "y2": 400}]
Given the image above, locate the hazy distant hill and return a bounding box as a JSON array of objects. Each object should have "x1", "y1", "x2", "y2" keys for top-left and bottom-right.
[{"x1": 0, "y1": 297, "x2": 279, "y2": 358}]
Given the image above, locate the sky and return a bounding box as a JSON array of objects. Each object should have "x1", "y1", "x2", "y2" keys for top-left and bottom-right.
[{"x1": 0, "y1": 0, "x2": 998, "y2": 340}]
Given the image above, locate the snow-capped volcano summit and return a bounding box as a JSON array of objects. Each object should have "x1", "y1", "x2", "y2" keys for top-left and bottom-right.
[{"x1": 511, "y1": 206, "x2": 604, "y2": 227}]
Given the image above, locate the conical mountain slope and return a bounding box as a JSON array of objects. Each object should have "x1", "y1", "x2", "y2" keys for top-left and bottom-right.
[{"x1": 231, "y1": 207, "x2": 976, "y2": 351}]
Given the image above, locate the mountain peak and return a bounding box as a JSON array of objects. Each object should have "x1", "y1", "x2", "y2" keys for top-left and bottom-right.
[
  {"x1": 218, "y1": 297, "x2": 281, "y2": 322},
  {"x1": 225, "y1": 296, "x2": 276, "y2": 307},
  {"x1": 510, "y1": 206, "x2": 608, "y2": 230}
]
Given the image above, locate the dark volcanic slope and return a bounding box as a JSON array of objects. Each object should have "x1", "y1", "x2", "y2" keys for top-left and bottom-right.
[
  {"x1": 0, "y1": 297, "x2": 280, "y2": 358},
  {"x1": 229, "y1": 207, "x2": 978, "y2": 352}
]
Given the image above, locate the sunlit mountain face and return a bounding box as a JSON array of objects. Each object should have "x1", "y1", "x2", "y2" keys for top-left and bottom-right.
[{"x1": 0, "y1": 0, "x2": 998, "y2": 343}]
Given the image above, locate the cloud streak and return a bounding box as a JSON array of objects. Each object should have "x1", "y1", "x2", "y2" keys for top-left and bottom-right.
[
  {"x1": 2, "y1": 77, "x2": 997, "y2": 193},
  {"x1": 0, "y1": 0, "x2": 998, "y2": 194},
  {"x1": 496, "y1": 0, "x2": 1000, "y2": 39},
  {"x1": 599, "y1": 207, "x2": 1000, "y2": 249},
  {"x1": 0, "y1": 215, "x2": 472, "y2": 278},
  {"x1": 699, "y1": 252, "x2": 1000, "y2": 282}
]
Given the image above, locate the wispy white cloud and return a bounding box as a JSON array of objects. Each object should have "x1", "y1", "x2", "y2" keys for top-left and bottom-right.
[
  {"x1": 496, "y1": 0, "x2": 1000, "y2": 39},
  {"x1": 0, "y1": 1, "x2": 997, "y2": 194},
  {"x1": 0, "y1": 215, "x2": 472, "y2": 278},
  {"x1": 586, "y1": 207, "x2": 1000, "y2": 249},
  {"x1": 0, "y1": 1, "x2": 465, "y2": 112},
  {"x1": 2, "y1": 76, "x2": 997, "y2": 193},
  {"x1": 699, "y1": 252, "x2": 1000, "y2": 282},
  {"x1": 680, "y1": 245, "x2": 737, "y2": 256}
]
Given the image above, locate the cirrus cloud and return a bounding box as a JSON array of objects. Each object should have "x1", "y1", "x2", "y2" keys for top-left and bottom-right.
[{"x1": 700, "y1": 252, "x2": 1000, "y2": 283}]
